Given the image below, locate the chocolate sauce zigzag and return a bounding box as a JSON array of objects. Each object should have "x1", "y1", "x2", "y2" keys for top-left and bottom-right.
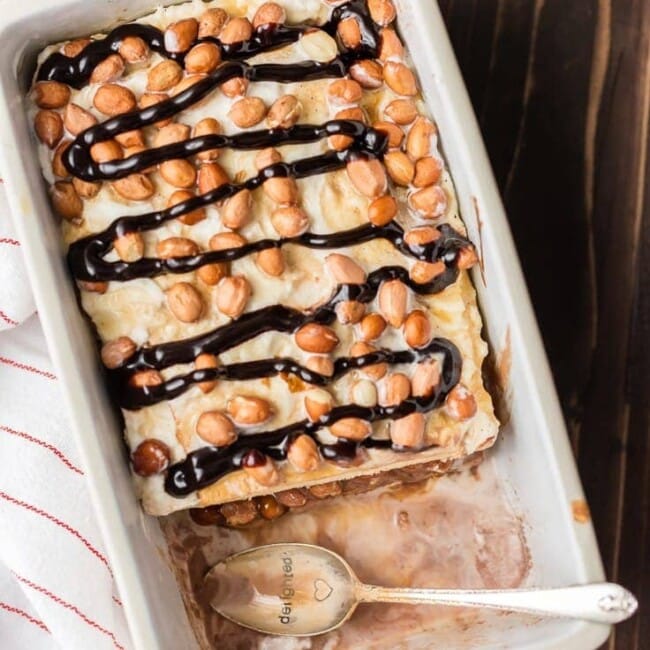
[
  {"x1": 114, "y1": 263, "x2": 463, "y2": 383},
  {"x1": 120, "y1": 340, "x2": 447, "y2": 409},
  {"x1": 37, "y1": 0, "x2": 379, "y2": 88},
  {"x1": 114, "y1": 263, "x2": 465, "y2": 408},
  {"x1": 164, "y1": 337, "x2": 461, "y2": 496}
]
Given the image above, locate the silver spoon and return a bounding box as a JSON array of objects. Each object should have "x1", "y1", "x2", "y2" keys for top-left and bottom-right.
[{"x1": 204, "y1": 543, "x2": 637, "y2": 637}]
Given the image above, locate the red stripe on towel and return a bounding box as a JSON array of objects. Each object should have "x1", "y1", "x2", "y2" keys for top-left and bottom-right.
[
  {"x1": 15, "y1": 575, "x2": 125, "y2": 650},
  {"x1": 0, "y1": 601, "x2": 50, "y2": 633},
  {"x1": 0, "y1": 356, "x2": 56, "y2": 379},
  {"x1": 0, "y1": 491, "x2": 112, "y2": 577},
  {"x1": 0, "y1": 424, "x2": 83, "y2": 475}
]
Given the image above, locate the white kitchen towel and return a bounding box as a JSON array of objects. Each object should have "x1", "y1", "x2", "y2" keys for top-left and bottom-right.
[{"x1": 0, "y1": 178, "x2": 132, "y2": 650}]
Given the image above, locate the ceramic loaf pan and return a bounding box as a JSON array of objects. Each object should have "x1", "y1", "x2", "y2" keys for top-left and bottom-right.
[{"x1": 0, "y1": 0, "x2": 609, "y2": 648}]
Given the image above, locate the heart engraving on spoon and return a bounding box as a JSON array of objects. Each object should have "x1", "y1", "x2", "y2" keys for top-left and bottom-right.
[{"x1": 313, "y1": 578, "x2": 333, "y2": 602}]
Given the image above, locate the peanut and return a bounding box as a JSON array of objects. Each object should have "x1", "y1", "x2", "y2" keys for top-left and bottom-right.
[
  {"x1": 242, "y1": 452, "x2": 279, "y2": 486},
  {"x1": 198, "y1": 8, "x2": 227, "y2": 38},
  {"x1": 359, "y1": 313, "x2": 386, "y2": 341},
  {"x1": 78, "y1": 280, "x2": 108, "y2": 294},
  {"x1": 196, "y1": 411, "x2": 236, "y2": 446},
  {"x1": 220, "y1": 17, "x2": 253, "y2": 44},
  {"x1": 64, "y1": 103, "x2": 97, "y2": 135},
  {"x1": 411, "y1": 360, "x2": 441, "y2": 398},
  {"x1": 156, "y1": 236, "x2": 199, "y2": 259},
  {"x1": 119, "y1": 36, "x2": 149, "y2": 63},
  {"x1": 164, "y1": 19, "x2": 199, "y2": 53},
  {"x1": 327, "y1": 79, "x2": 363, "y2": 105},
  {"x1": 93, "y1": 83, "x2": 136, "y2": 115},
  {"x1": 33, "y1": 81, "x2": 70, "y2": 109},
  {"x1": 309, "y1": 482, "x2": 342, "y2": 499},
  {"x1": 350, "y1": 341, "x2": 387, "y2": 379},
  {"x1": 255, "y1": 147, "x2": 282, "y2": 170},
  {"x1": 330, "y1": 417, "x2": 370, "y2": 441},
  {"x1": 216, "y1": 275, "x2": 251, "y2": 318},
  {"x1": 445, "y1": 384, "x2": 477, "y2": 420},
  {"x1": 346, "y1": 157, "x2": 387, "y2": 198},
  {"x1": 147, "y1": 60, "x2": 183, "y2": 92},
  {"x1": 253, "y1": 3, "x2": 286, "y2": 28},
  {"x1": 403, "y1": 309, "x2": 432, "y2": 348},
  {"x1": 139, "y1": 92, "x2": 172, "y2": 128},
  {"x1": 90, "y1": 54, "x2": 124, "y2": 84},
  {"x1": 304, "y1": 388, "x2": 333, "y2": 421},
  {"x1": 195, "y1": 353, "x2": 219, "y2": 393},
  {"x1": 368, "y1": 194, "x2": 398, "y2": 226},
  {"x1": 378, "y1": 27, "x2": 403, "y2": 61},
  {"x1": 325, "y1": 253, "x2": 366, "y2": 284},
  {"x1": 221, "y1": 500, "x2": 258, "y2": 525},
  {"x1": 287, "y1": 434, "x2": 320, "y2": 472},
  {"x1": 336, "y1": 300, "x2": 365, "y2": 324},
  {"x1": 457, "y1": 247, "x2": 479, "y2": 270},
  {"x1": 114, "y1": 231, "x2": 144, "y2": 262},
  {"x1": 267, "y1": 94, "x2": 301, "y2": 129},
  {"x1": 209, "y1": 231, "x2": 247, "y2": 252},
  {"x1": 111, "y1": 174, "x2": 154, "y2": 201},
  {"x1": 167, "y1": 190, "x2": 206, "y2": 225},
  {"x1": 404, "y1": 226, "x2": 441, "y2": 246},
  {"x1": 51, "y1": 181, "x2": 82, "y2": 222},
  {"x1": 52, "y1": 141, "x2": 71, "y2": 177},
  {"x1": 229, "y1": 96, "x2": 266, "y2": 128},
  {"x1": 198, "y1": 162, "x2": 229, "y2": 194},
  {"x1": 369, "y1": 0, "x2": 397, "y2": 25},
  {"x1": 330, "y1": 107, "x2": 365, "y2": 150},
  {"x1": 221, "y1": 189, "x2": 252, "y2": 229},
  {"x1": 305, "y1": 355, "x2": 334, "y2": 377},
  {"x1": 256, "y1": 495, "x2": 287, "y2": 520},
  {"x1": 73, "y1": 177, "x2": 101, "y2": 199},
  {"x1": 410, "y1": 260, "x2": 446, "y2": 284},
  {"x1": 409, "y1": 185, "x2": 448, "y2": 218},
  {"x1": 383, "y1": 61, "x2": 417, "y2": 96},
  {"x1": 271, "y1": 206, "x2": 309, "y2": 237},
  {"x1": 34, "y1": 110, "x2": 63, "y2": 148},
  {"x1": 185, "y1": 42, "x2": 221, "y2": 74},
  {"x1": 391, "y1": 412, "x2": 425, "y2": 448},
  {"x1": 159, "y1": 159, "x2": 196, "y2": 188},
  {"x1": 373, "y1": 120, "x2": 404, "y2": 149},
  {"x1": 228, "y1": 395, "x2": 272, "y2": 425},
  {"x1": 153, "y1": 122, "x2": 190, "y2": 147},
  {"x1": 350, "y1": 60, "x2": 383, "y2": 89},
  {"x1": 173, "y1": 73, "x2": 206, "y2": 96},
  {"x1": 167, "y1": 282, "x2": 204, "y2": 322},
  {"x1": 220, "y1": 77, "x2": 249, "y2": 98},
  {"x1": 100, "y1": 336, "x2": 136, "y2": 369},
  {"x1": 263, "y1": 176, "x2": 298, "y2": 204},
  {"x1": 132, "y1": 439, "x2": 170, "y2": 477},
  {"x1": 337, "y1": 17, "x2": 361, "y2": 48},
  {"x1": 406, "y1": 116, "x2": 436, "y2": 159},
  {"x1": 295, "y1": 323, "x2": 339, "y2": 353},
  {"x1": 90, "y1": 140, "x2": 123, "y2": 163},
  {"x1": 256, "y1": 248, "x2": 285, "y2": 276},
  {"x1": 413, "y1": 157, "x2": 442, "y2": 187},
  {"x1": 384, "y1": 150, "x2": 415, "y2": 186},
  {"x1": 384, "y1": 98, "x2": 418, "y2": 125},
  {"x1": 193, "y1": 117, "x2": 222, "y2": 161},
  {"x1": 62, "y1": 39, "x2": 91, "y2": 58},
  {"x1": 129, "y1": 370, "x2": 163, "y2": 388},
  {"x1": 197, "y1": 264, "x2": 227, "y2": 286},
  {"x1": 378, "y1": 279, "x2": 408, "y2": 327},
  {"x1": 381, "y1": 372, "x2": 411, "y2": 406}
]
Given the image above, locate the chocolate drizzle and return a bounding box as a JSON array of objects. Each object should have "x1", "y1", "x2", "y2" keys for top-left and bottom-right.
[
  {"x1": 37, "y1": 1, "x2": 475, "y2": 497},
  {"x1": 165, "y1": 337, "x2": 460, "y2": 497}
]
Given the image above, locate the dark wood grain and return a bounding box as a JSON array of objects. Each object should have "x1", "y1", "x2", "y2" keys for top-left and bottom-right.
[{"x1": 439, "y1": 1, "x2": 649, "y2": 647}]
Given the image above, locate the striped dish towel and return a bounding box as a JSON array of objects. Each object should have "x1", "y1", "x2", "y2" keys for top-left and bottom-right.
[{"x1": 0, "y1": 177, "x2": 132, "y2": 649}]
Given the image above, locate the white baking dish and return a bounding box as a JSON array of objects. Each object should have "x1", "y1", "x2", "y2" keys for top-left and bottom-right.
[{"x1": 0, "y1": 0, "x2": 610, "y2": 648}]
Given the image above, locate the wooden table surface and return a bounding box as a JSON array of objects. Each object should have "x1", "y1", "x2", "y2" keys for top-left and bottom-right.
[{"x1": 437, "y1": 0, "x2": 649, "y2": 646}]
